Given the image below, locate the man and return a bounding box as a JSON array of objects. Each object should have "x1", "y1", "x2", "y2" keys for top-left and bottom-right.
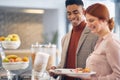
[{"x1": 49, "y1": 0, "x2": 98, "y2": 80}]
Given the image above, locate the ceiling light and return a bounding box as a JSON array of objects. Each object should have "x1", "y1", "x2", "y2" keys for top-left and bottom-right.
[{"x1": 22, "y1": 9, "x2": 44, "y2": 14}]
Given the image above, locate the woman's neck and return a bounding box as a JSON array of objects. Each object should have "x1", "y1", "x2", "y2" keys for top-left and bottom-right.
[{"x1": 98, "y1": 27, "x2": 110, "y2": 38}]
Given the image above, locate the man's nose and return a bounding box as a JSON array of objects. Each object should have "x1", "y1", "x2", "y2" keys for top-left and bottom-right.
[{"x1": 70, "y1": 14, "x2": 75, "y2": 19}]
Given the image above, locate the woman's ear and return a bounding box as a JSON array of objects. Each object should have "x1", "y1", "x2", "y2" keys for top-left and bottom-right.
[
  {"x1": 100, "y1": 19, "x2": 106, "y2": 23},
  {"x1": 100, "y1": 19, "x2": 108, "y2": 26}
]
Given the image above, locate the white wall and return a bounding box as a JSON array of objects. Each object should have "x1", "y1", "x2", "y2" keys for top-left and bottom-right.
[
  {"x1": 84, "y1": 0, "x2": 115, "y2": 18},
  {"x1": 0, "y1": 0, "x2": 64, "y2": 9}
]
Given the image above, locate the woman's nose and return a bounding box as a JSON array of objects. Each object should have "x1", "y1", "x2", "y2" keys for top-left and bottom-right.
[{"x1": 87, "y1": 22, "x2": 92, "y2": 27}]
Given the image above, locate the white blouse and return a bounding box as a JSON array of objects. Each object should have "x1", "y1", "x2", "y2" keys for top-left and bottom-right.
[{"x1": 86, "y1": 33, "x2": 120, "y2": 80}]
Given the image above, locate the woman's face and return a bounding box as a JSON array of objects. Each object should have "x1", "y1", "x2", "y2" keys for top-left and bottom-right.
[
  {"x1": 86, "y1": 13, "x2": 105, "y2": 35},
  {"x1": 66, "y1": 4, "x2": 85, "y2": 27}
]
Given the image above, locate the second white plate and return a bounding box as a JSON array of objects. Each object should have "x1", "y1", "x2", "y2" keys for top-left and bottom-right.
[{"x1": 49, "y1": 68, "x2": 96, "y2": 78}]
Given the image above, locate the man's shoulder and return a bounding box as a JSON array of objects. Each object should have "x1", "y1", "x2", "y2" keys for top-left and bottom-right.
[
  {"x1": 84, "y1": 27, "x2": 98, "y2": 37},
  {"x1": 63, "y1": 31, "x2": 71, "y2": 38}
]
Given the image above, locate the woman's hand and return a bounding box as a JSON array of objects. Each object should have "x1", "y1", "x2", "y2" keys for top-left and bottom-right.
[
  {"x1": 67, "y1": 73, "x2": 96, "y2": 80},
  {"x1": 81, "y1": 74, "x2": 97, "y2": 80},
  {"x1": 69, "y1": 76, "x2": 91, "y2": 80}
]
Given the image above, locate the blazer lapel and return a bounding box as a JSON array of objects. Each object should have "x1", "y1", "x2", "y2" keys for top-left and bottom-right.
[
  {"x1": 61, "y1": 31, "x2": 72, "y2": 67},
  {"x1": 76, "y1": 27, "x2": 90, "y2": 54},
  {"x1": 64, "y1": 31, "x2": 72, "y2": 54}
]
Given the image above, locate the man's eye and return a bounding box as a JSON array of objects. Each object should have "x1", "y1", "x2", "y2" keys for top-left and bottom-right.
[
  {"x1": 73, "y1": 11, "x2": 79, "y2": 14},
  {"x1": 67, "y1": 13, "x2": 71, "y2": 16}
]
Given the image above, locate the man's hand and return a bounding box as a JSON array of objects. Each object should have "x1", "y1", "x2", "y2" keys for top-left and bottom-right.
[{"x1": 48, "y1": 66, "x2": 57, "y2": 77}]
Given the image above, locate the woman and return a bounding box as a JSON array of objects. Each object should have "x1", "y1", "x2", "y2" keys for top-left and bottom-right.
[{"x1": 83, "y1": 3, "x2": 120, "y2": 80}]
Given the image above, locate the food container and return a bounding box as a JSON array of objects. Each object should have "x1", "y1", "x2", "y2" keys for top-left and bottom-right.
[
  {"x1": 2, "y1": 41, "x2": 21, "y2": 49},
  {"x1": 2, "y1": 62, "x2": 29, "y2": 70},
  {"x1": 31, "y1": 43, "x2": 56, "y2": 71}
]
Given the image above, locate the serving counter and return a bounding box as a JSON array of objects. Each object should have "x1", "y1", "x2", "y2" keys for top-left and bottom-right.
[{"x1": 0, "y1": 49, "x2": 57, "y2": 80}]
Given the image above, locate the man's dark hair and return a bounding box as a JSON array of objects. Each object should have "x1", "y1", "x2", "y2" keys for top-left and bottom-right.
[{"x1": 65, "y1": 0, "x2": 84, "y2": 7}]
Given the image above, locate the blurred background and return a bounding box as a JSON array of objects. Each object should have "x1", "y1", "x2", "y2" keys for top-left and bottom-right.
[
  {"x1": 0, "y1": 0, "x2": 119, "y2": 51},
  {"x1": 0, "y1": 0, "x2": 120, "y2": 80}
]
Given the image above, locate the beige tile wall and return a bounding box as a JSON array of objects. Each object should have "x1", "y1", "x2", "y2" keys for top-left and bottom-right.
[{"x1": 0, "y1": 12, "x2": 44, "y2": 49}]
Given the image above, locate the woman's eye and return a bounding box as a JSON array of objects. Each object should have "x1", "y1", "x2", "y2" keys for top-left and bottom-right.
[{"x1": 89, "y1": 19, "x2": 95, "y2": 22}]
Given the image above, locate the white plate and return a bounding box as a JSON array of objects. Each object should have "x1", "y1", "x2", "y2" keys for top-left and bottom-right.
[
  {"x1": 49, "y1": 69, "x2": 72, "y2": 75},
  {"x1": 49, "y1": 69, "x2": 96, "y2": 78}
]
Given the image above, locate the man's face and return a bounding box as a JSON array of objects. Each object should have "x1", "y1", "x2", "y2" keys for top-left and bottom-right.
[{"x1": 66, "y1": 4, "x2": 85, "y2": 27}]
